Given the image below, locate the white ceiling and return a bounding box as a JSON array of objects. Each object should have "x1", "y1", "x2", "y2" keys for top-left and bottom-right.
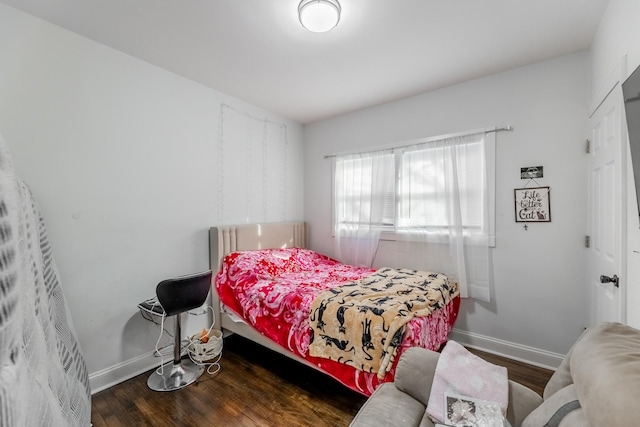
[{"x1": 1, "y1": 0, "x2": 610, "y2": 124}]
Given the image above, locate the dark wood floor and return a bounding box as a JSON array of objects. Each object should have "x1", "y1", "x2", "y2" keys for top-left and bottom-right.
[
  {"x1": 465, "y1": 347, "x2": 553, "y2": 397},
  {"x1": 91, "y1": 335, "x2": 553, "y2": 427}
]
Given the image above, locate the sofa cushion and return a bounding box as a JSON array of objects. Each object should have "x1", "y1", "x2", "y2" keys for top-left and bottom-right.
[
  {"x1": 569, "y1": 322, "x2": 640, "y2": 427},
  {"x1": 543, "y1": 328, "x2": 588, "y2": 400},
  {"x1": 507, "y1": 381, "x2": 544, "y2": 426},
  {"x1": 394, "y1": 347, "x2": 441, "y2": 406}
]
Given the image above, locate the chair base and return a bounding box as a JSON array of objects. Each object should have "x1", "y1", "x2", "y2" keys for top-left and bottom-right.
[{"x1": 147, "y1": 358, "x2": 205, "y2": 392}]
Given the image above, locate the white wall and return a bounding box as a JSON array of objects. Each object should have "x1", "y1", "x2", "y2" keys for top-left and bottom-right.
[
  {"x1": 590, "y1": 0, "x2": 640, "y2": 330},
  {"x1": 590, "y1": 0, "x2": 640, "y2": 97},
  {"x1": 0, "y1": 3, "x2": 304, "y2": 392},
  {"x1": 3, "y1": 0, "x2": 628, "y2": 392},
  {"x1": 304, "y1": 53, "x2": 590, "y2": 367}
]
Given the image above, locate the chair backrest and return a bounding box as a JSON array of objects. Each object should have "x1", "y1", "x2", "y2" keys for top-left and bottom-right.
[{"x1": 156, "y1": 270, "x2": 212, "y2": 317}]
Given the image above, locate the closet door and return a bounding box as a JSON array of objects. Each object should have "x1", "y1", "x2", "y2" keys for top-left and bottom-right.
[{"x1": 587, "y1": 77, "x2": 626, "y2": 326}]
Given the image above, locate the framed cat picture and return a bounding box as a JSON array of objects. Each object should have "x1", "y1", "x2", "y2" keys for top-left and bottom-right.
[{"x1": 514, "y1": 187, "x2": 550, "y2": 223}]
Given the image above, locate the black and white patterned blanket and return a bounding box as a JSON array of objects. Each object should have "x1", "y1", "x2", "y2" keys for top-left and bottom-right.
[{"x1": 308, "y1": 267, "x2": 458, "y2": 378}]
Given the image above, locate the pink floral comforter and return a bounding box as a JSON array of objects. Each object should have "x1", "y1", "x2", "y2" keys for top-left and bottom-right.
[{"x1": 215, "y1": 248, "x2": 460, "y2": 396}]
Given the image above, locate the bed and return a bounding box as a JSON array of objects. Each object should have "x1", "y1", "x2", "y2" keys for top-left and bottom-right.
[{"x1": 209, "y1": 221, "x2": 460, "y2": 396}]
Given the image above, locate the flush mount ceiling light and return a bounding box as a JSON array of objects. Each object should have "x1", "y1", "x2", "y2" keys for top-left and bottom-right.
[{"x1": 298, "y1": 0, "x2": 341, "y2": 33}]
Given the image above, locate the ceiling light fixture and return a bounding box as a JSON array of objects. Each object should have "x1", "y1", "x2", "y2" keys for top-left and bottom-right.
[{"x1": 298, "y1": 0, "x2": 341, "y2": 33}]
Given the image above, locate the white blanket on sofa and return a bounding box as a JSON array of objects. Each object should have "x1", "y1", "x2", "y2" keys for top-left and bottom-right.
[
  {"x1": 0, "y1": 136, "x2": 90, "y2": 426},
  {"x1": 426, "y1": 340, "x2": 508, "y2": 424}
]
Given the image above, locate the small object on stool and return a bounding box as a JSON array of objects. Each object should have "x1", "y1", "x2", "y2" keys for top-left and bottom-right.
[
  {"x1": 147, "y1": 270, "x2": 212, "y2": 392},
  {"x1": 137, "y1": 296, "x2": 165, "y2": 316}
]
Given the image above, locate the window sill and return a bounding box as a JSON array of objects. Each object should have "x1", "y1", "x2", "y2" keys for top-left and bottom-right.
[{"x1": 378, "y1": 230, "x2": 496, "y2": 248}]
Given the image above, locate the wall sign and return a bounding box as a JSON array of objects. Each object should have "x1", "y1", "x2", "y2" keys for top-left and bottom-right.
[
  {"x1": 514, "y1": 186, "x2": 551, "y2": 222},
  {"x1": 520, "y1": 166, "x2": 543, "y2": 179}
]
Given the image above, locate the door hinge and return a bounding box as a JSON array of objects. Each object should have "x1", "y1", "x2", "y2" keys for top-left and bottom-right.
[
  {"x1": 585, "y1": 235, "x2": 591, "y2": 248},
  {"x1": 585, "y1": 139, "x2": 591, "y2": 154}
]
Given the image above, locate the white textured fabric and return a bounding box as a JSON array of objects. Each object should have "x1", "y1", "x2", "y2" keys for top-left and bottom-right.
[
  {"x1": 397, "y1": 133, "x2": 491, "y2": 301},
  {"x1": 332, "y1": 134, "x2": 492, "y2": 301},
  {"x1": 0, "y1": 134, "x2": 21, "y2": 427},
  {"x1": 333, "y1": 150, "x2": 395, "y2": 267},
  {"x1": 0, "y1": 135, "x2": 90, "y2": 427}
]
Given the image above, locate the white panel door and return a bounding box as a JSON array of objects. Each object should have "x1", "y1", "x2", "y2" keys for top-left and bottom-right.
[{"x1": 587, "y1": 84, "x2": 625, "y2": 326}]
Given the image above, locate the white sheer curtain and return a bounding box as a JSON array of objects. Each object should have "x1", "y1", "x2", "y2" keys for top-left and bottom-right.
[
  {"x1": 397, "y1": 133, "x2": 491, "y2": 301},
  {"x1": 333, "y1": 150, "x2": 394, "y2": 267}
]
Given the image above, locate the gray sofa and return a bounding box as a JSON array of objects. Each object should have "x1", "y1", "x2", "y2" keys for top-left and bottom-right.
[
  {"x1": 350, "y1": 322, "x2": 640, "y2": 427},
  {"x1": 349, "y1": 346, "x2": 542, "y2": 427},
  {"x1": 522, "y1": 322, "x2": 640, "y2": 427}
]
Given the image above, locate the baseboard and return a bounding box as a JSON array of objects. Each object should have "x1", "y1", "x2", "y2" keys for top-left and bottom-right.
[
  {"x1": 449, "y1": 328, "x2": 564, "y2": 370},
  {"x1": 91, "y1": 329, "x2": 562, "y2": 393},
  {"x1": 89, "y1": 350, "x2": 164, "y2": 394}
]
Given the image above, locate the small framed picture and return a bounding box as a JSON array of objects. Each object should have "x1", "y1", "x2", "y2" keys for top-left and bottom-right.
[
  {"x1": 514, "y1": 187, "x2": 551, "y2": 222},
  {"x1": 520, "y1": 166, "x2": 543, "y2": 179},
  {"x1": 444, "y1": 392, "x2": 505, "y2": 427}
]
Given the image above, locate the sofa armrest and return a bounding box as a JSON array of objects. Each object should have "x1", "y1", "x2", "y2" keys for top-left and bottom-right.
[
  {"x1": 348, "y1": 383, "x2": 434, "y2": 427},
  {"x1": 394, "y1": 347, "x2": 441, "y2": 406}
]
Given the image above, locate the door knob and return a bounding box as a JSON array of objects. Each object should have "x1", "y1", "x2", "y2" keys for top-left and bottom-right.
[{"x1": 600, "y1": 274, "x2": 619, "y2": 288}]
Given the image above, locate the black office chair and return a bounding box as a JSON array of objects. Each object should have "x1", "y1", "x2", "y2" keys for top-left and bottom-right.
[{"x1": 147, "y1": 270, "x2": 213, "y2": 392}]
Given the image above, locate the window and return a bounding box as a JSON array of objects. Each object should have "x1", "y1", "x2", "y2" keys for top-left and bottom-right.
[
  {"x1": 334, "y1": 133, "x2": 495, "y2": 240},
  {"x1": 333, "y1": 131, "x2": 496, "y2": 299},
  {"x1": 334, "y1": 151, "x2": 395, "y2": 227},
  {"x1": 397, "y1": 137, "x2": 485, "y2": 229}
]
